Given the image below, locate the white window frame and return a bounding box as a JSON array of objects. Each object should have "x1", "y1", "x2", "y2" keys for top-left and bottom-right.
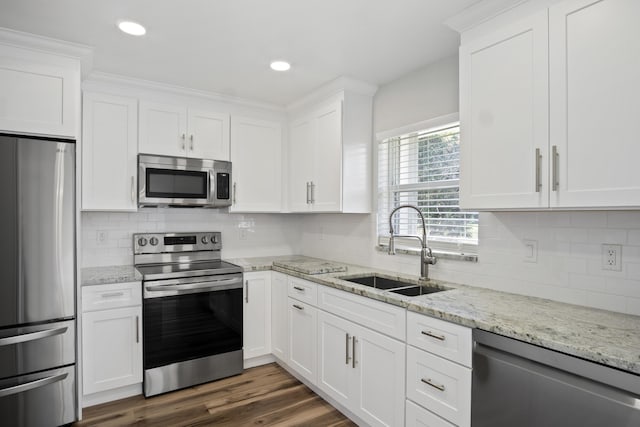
[{"x1": 376, "y1": 113, "x2": 478, "y2": 258}]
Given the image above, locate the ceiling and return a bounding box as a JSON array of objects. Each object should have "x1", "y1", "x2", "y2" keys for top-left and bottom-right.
[{"x1": 0, "y1": 0, "x2": 480, "y2": 106}]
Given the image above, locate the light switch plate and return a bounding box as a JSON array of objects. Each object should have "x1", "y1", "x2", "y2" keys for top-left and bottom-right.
[{"x1": 523, "y1": 239, "x2": 538, "y2": 263}]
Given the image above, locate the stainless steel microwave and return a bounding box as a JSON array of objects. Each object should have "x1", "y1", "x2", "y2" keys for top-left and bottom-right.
[{"x1": 138, "y1": 154, "x2": 232, "y2": 208}]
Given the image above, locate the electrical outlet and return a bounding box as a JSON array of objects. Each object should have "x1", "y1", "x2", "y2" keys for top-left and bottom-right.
[
  {"x1": 96, "y1": 230, "x2": 108, "y2": 246},
  {"x1": 319, "y1": 226, "x2": 324, "y2": 240},
  {"x1": 602, "y1": 244, "x2": 622, "y2": 271},
  {"x1": 239, "y1": 228, "x2": 247, "y2": 240}
]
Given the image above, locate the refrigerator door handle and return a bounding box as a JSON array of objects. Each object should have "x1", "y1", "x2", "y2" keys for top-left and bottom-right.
[
  {"x1": 0, "y1": 372, "x2": 68, "y2": 398},
  {"x1": 0, "y1": 326, "x2": 68, "y2": 347}
]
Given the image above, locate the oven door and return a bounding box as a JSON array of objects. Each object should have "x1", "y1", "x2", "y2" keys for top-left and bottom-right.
[
  {"x1": 138, "y1": 155, "x2": 215, "y2": 207},
  {"x1": 143, "y1": 274, "x2": 243, "y2": 370}
]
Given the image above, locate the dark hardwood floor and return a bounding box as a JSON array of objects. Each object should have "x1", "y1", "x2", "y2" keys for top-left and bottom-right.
[{"x1": 75, "y1": 363, "x2": 357, "y2": 426}]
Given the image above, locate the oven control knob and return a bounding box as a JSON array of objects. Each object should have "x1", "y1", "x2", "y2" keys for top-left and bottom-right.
[
  {"x1": 211, "y1": 235, "x2": 218, "y2": 244},
  {"x1": 138, "y1": 237, "x2": 148, "y2": 247},
  {"x1": 201, "y1": 236, "x2": 209, "y2": 244},
  {"x1": 149, "y1": 237, "x2": 159, "y2": 246}
]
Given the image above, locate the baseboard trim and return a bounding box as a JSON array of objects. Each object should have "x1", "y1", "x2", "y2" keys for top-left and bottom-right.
[
  {"x1": 82, "y1": 383, "x2": 142, "y2": 409},
  {"x1": 244, "y1": 353, "x2": 276, "y2": 369}
]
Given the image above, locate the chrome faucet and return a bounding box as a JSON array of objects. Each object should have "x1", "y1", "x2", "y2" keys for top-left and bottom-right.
[{"x1": 388, "y1": 204, "x2": 437, "y2": 280}]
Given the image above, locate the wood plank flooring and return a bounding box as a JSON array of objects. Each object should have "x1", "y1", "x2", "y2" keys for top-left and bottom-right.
[{"x1": 75, "y1": 363, "x2": 357, "y2": 426}]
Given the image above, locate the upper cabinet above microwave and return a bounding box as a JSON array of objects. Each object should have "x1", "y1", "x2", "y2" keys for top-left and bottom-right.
[{"x1": 139, "y1": 101, "x2": 230, "y2": 160}]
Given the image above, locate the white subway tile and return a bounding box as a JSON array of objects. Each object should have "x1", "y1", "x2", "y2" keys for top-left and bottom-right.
[
  {"x1": 606, "y1": 211, "x2": 640, "y2": 228},
  {"x1": 587, "y1": 228, "x2": 627, "y2": 245},
  {"x1": 570, "y1": 212, "x2": 607, "y2": 228}
]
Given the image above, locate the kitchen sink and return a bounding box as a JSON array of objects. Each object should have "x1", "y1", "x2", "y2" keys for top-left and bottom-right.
[
  {"x1": 341, "y1": 274, "x2": 447, "y2": 297},
  {"x1": 389, "y1": 285, "x2": 443, "y2": 297},
  {"x1": 342, "y1": 275, "x2": 415, "y2": 289}
]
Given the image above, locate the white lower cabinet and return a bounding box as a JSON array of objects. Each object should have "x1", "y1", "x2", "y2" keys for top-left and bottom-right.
[
  {"x1": 271, "y1": 272, "x2": 288, "y2": 361},
  {"x1": 287, "y1": 298, "x2": 318, "y2": 383},
  {"x1": 406, "y1": 400, "x2": 455, "y2": 427},
  {"x1": 243, "y1": 271, "x2": 272, "y2": 360},
  {"x1": 81, "y1": 282, "x2": 142, "y2": 396},
  {"x1": 318, "y1": 310, "x2": 406, "y2": 427}
]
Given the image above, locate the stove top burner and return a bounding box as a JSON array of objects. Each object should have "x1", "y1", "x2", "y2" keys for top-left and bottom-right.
[{"x1": 136, "y1": 260, "x2": 242, "y2": 281}]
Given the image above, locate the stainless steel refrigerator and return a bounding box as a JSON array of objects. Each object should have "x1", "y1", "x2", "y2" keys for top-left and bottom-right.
[{"x1": 0, "y1": 135, "x2": 77, "y2": 426}]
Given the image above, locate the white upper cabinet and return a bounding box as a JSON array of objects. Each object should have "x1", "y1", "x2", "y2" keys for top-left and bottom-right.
[
  {"x1": 82, "y1": 92, "x2": 138, "y2": 211},
  {"x1": 139, "y1": 101, "x2": 229, "y2": 160},
  {"x1": 288, "y1": 90, "x2": 373, "y2": 213},
  {"x1": 0, "y1": 43, "x2": 80, "y2": 139},
  {"x1": 459, "y1": 11, "x2": 549, "y2": 210},
  {"x1": 230, "y1": 116, "x2": 283, "y2": 212},
  {"x1": 459, "y1": 0, "x2": 640, "y2": 210},
  {"x1": 549, "y1": 0, "x2": 640, "y2": 208}
]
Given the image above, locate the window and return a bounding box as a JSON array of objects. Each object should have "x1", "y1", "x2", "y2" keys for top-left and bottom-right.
[{"x1": 377, "y1": 122, "x2": 478, "y2": 253}]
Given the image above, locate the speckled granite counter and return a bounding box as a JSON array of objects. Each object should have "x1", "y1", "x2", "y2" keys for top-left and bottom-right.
[
  {"x1": 81, "y1": 265, "x2": 142, "y2": 286},
  {"x1": 233, "y1": 255, "x2": 640, "y2": 376}
]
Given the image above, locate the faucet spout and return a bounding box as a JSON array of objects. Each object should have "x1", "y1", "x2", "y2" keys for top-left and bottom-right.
[{"x1": 388, "y1": 205, "x2": 437, "y2": 280}]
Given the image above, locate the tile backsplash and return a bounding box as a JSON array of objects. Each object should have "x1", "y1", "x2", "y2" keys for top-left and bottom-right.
[
  {"x1": 81, "y1": 209, "x2": 302, "y2": 267},
  {"x1": 298, "y1": 211, "x2": 640, "y2": 316}
]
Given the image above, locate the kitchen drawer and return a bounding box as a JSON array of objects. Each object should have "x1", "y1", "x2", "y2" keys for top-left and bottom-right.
[
  {"x1": 407, "y1": 311, "x2": 472, "y2": 367},
  {"x1": 407, "y1": 346, "x2": 471, "y2": 427},
  {"x1": 406, "y1": 399, "x2": 456, "y2": 427},
  {"x1": 288, "y1": 276, "x2": 318, "y2": 306},
  {"x1": 82, "y1": 281, "x2": 142, "y2": 312},
  {"x1": 318, "y1": 286, "x2": 405, "y2": 340}
]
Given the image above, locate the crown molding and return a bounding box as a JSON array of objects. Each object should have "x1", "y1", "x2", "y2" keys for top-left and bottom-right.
[
  {"x1": 84, "y1": 71, "x2": 286, "y2": 112},
  {"x1": 445, "y1": 0, "x2": 529, "y2": 33},
  {"x1": 0, "y1": 26, "x2": 93, "y2": 74},
  {"x1": 286, "y1": 76, "x2": 378, "y2": 112}
]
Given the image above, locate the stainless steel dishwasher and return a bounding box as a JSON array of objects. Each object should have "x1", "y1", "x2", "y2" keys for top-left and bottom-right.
[{"x1": 472, "y1": 329, "x2": 640, "y2": 426}]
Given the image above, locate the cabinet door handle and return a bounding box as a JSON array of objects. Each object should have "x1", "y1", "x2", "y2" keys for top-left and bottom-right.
[
  {"x1": 293, "y1": 286, "x2": 305, "y2": 292},
  {"x1": 233, "y1": 182, "x2": 237, "y2": 205},
  {"x1": 535, "y1": 148, "x2": 542, "y2": 193},
  {"x1": 421, "y1": 378, "x2": 446, "y2": 392},
  {"x1": 306, "y1": 182, "x2": 311, "y2": 204},
  {"x1": 421, "y1": 330, "x2": 446, "y2": 341},
  {"x1": 181, "y1": 133, "x2": 186, "y2": 150},
  {"x1": 245, "y1": 280, "x2": 249, "y2": 303},
  {"x1": 552, "y1": 145, "x2": 559, "y2": 191},
  {"x1": 101, "y1": 292, "x2": 125, "y2": 299},
  {"x1": 293, "y1": 304, "x2": 304, "y2": 310},
  {"x1": 352, "y1": 336, "x2": 357, "y2": 368},
  {"x1": 310, "y1": 181, "x2": 315, "y2": 204},
  {"x1": 135, "y1": 316, "x2": 140, "y2": 343},
  {"x1": 131, "y1": 176, "x2": 135, "y2": 203},
  {"x1": 345, "y1": 333, "x2": 351, "y2": 365},
  {"x1": 190, "y1": 134, "x2": 194, "y2": 150}
]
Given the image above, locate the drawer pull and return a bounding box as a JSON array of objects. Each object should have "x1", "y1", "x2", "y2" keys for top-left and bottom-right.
[
  {"x1": 293, "y1": 286, "x2": 305, "y2": 291},
  {"x1": 421, "y1": 330, "x2": 445, "y2": 341},
  {"x1": 101, "y1": 292, "x2": 125, "y2": 298},
  {"x1": 0, "y1": 373, "x2": 68, "y2": 398},
  {"x1": 0, "y1": 326, "x2": 68, "y2": 347},
  {"x1": 421, "y1": 378, "x2": 446, "y2": 392},
  {"x1": 293, "y1": 304, "x2": 304, "y2": 311}
]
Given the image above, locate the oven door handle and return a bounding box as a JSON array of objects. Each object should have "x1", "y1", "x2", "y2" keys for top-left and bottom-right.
[{"x1": 145, "y1": 277, "x2": 243, "y2": 294}]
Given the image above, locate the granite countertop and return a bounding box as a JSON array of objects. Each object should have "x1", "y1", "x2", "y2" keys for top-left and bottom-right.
[
  {"x1": 238, "y1": 255, "x2": 640, "y2": 376},
  {"x1": 81, "y1": 265, "x2": 142, "y2": 286}
]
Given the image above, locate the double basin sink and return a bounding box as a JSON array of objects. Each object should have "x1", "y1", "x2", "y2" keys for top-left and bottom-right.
[{"x1": 340, "y1": 274, "x2": 447, "y2": 297}]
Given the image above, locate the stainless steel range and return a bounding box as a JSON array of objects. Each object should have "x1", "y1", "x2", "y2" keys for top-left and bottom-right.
[{"x1": 133, "y1": 231, "x2": 244, "y2": 397}]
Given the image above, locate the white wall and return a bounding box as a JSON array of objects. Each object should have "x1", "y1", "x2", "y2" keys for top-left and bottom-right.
[
  {"x1": 299, "y1": 55, "x2": 640, "y2": 316},
  {"x1": 81, "y1": 210, "x2": 302, "y2": 267}
]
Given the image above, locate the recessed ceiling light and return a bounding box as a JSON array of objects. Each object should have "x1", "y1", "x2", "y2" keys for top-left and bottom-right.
[
  {"x1": 118, "y1": 21, "x2": 146, "y2": 36},
  {"x1": 270, "y1": 61, "x2": 291, "y2": 71}
]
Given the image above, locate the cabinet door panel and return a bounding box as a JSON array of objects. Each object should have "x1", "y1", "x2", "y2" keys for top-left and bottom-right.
[
  {"x1": 317, "y1": 311, "x2": 357, "y2": 408},
  {"x1": 312, "y1": 101, "x2": 343, "y2": 212},
  {"x1": 188, "y1": 109, "x2": 229, "y2": 160},
  {"x1": 356, "y1": 325, "x2": 405, "y2": 427},
  {"x1": 287, "y1": 298, "x2": 317, "y2": 383},
  {"x1": 82, "y1": 92, "x2": 138, "y2": 211},
  {"x1": 550, "y1": 0, "x2": 640, "y2": 207},
  {"x1": 82, "y1": 306, "x2": 142, "y2": 395},
  {"x1": 0, "y1": 51, "x2": 78, "y2": 138},
  {"x1": 288, "y1": 118, "x2": 314, "y2": 212},
  {"x1": 230, "y1": 117, "x2": 282, "y2": 212},
  {"x1": 271, "y1": 272, "x2": 288, "y2": 361},
  {"x1": 243, "y1": 272, "x2": 271, "y2": 360},
  {"x1": 139, "y1": 102, "x2": 186, "y2": 157},
  {"x1": 459, "y1": 11, "x2": 549, "y2": 209}
]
